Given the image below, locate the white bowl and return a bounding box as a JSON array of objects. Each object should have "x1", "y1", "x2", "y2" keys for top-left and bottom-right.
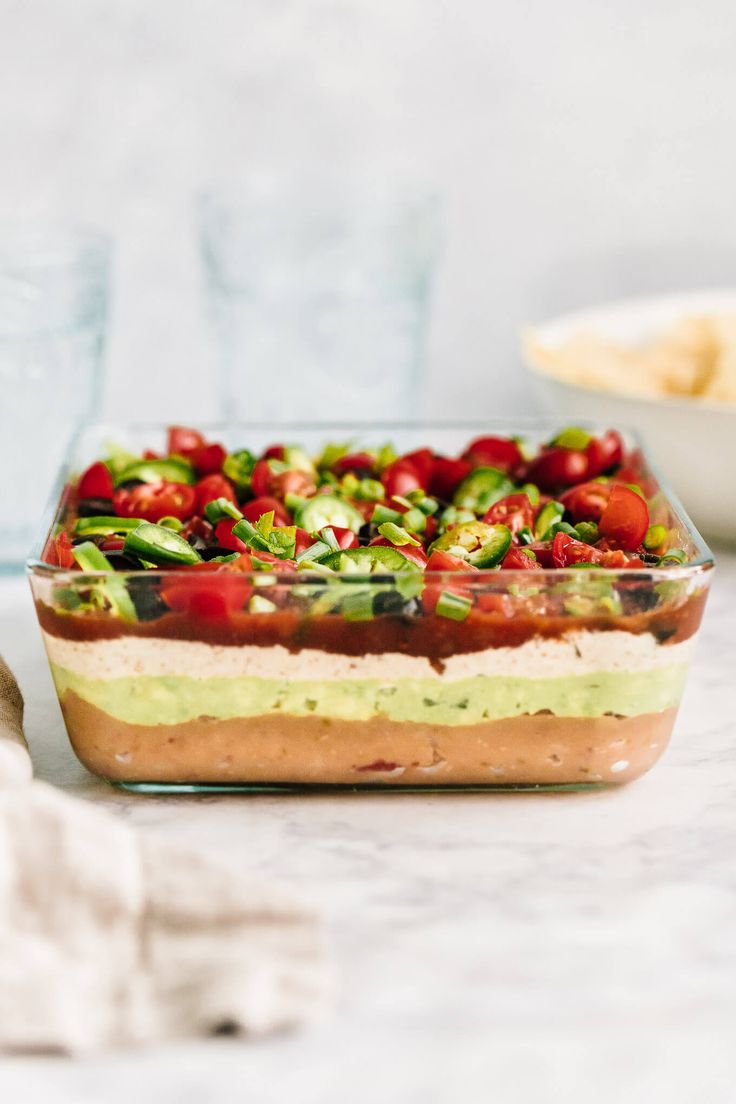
[{"x1": 524, "y1": 289, "x2": 736, "y2": 543}]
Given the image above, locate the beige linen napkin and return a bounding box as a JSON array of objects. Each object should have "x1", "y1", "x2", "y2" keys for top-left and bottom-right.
[{"x1": 0, "y1": 658, "x2": 330, "y2": 1053}]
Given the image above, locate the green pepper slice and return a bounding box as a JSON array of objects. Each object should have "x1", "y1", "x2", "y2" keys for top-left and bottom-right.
[
  {"x1": 115, "y1": 457, "x2": 195, "y2": 486},
  {"x1": 295, "y1": 494, "x2": 365, "y2": 534},
  {"x1": 452, "y1": 467, "x2": 514, "y2": 514},
  {"x1": 74, "y1": 516, "x2": 143, "y2": 537},
  {"x1": 71, "y1": 542, "x2": 137, "y2": 621},
  {"x1": 124, "y1": 522, "x2": 202, "y2": 565}
]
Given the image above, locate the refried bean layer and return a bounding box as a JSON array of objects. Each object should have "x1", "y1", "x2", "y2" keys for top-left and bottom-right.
[{"x1": 60, "y1": 691, "x2": 678, "y2": 787}]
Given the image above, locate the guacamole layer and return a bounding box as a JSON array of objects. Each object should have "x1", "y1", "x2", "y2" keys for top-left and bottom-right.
[{"x1": 51, "y1": 662, "x2": 688, "y2": 727}]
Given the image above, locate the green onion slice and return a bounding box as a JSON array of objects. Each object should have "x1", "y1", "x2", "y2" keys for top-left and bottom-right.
[{"x1": 435, "y1": 590, "x2": 472, "y2": 621}]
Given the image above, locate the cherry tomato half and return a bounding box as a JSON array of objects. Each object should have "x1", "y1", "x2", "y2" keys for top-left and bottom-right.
[
  {"x1": 523, "y1": 447, "x2": 590, "y2": 492},
  {"x1": 241, "y1": 496, "x2": 291, "y2": 526},
  {"x1": 189, "y1": 442, "x2": 227, "y2": 476},
  {"x1": 195, "y1": 473, "x2": 238, "y2": 514},
  {"x1": 167, "y1": 425, "x2": 204, "y2": 455},
  {"x1": 78, "y1": 461, "x2": 113, "y2": 501},
  {"x1": 585, "y1": 430, "x2": 623, "y2": 479},
  {"x1": 382, "y1": 459, "x2": 425, "y2": 498},
  {"x1": 461, "y1": 436, "x2": 523, "y2": 473},
  {"x1": 113, "y1": 481, "x2": 197, "y2": 523},
  {"x1": 327, "y1": 526, "x2": 360, "y2": 550},
  {"x1": 500, "y1": 547, "x2": 543, "y2": 570},
  {"x1": 428, "y1": 456, "x2": 472, "y2": 500},
  {"x1": 551, "y1": 532, "x2": 604, "y2": 567},
  {"x1": 598, "y1": 485, "x2": 649, "y2": 551},
  {"x1": 332, "y1": 452, "x2": 377, "y2": 477},
  {"x1": 161, "y1": 560, "x2": 253, "y2": 619},
  {"x1": 559, "y1": 480, "x2": 611, "y2": 523},
  {"x1": 483, "y1": 493, "x2": 535, "y2": 535}
]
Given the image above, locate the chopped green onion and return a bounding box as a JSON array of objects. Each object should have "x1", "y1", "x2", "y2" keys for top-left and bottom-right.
[
  {"x1": 659, "y1": 548, "x2": 687, "y2": 564},
  {"x1": 231, "y1": 517, "x2": 271, "y2": 553},
  {"x1": 248, "y1": 595, "x2": 277, "y2": 614},
  {"x1": 124, "y1": 522, "x2": 202, "y2": 565},
  {"x1": 548, "y1": 521, "x2": 579, "y2": 539},
  {"x1": 575, "y1": 521, "x2": 600, "y2": 545},
  {"x1": 401, "y1": 507, "x2": 427, "y2": 534},
  {"x1": 371, "y1": 503, "x2": 403, "y2": 527},
  {"x1": 204, "y1": 497, "x2": 243, "y2": 524},
  {"x1": 319, "y1": 527, "x2": 340, "y2": 551},
  {"x1": 517, "y1": 526, "x2": 534, "y2": 545},
  {"x1": 435, "y1": 590, "x2": 472, "y2": 621},
  {"x1": 222, "y1": 449, "x2": 256, "y2": 489},
  {"x1": 74, "y1": 516, "x2": 142, "y2": 537},
  {"x1": 391, "y1": 495, "x2": 414, "y2": 511},
  {"x1": 534, "y1": 500, "x2": 565, "y2": 540},
  {"x1": 644, "y1": 524, "x2": 668, "y2": 551},
  {"x1": 296, "y1": 540, "x2": 332, "y2": 564},
  {"x1": 551, "y1": 427, "x2": 592, "y2": 450},
  {"x1": 520, "y1": 483, "x2": 540, "y2": 505},
  {"x1": 377, "y1": 522, "x2": 422, "y2": 547},
  {"x1": 284, "y1": 493, "x2": 308, "y2": 514},
  {"x1": 350, "y1": 478, "x2": 385, "y2": 502}
]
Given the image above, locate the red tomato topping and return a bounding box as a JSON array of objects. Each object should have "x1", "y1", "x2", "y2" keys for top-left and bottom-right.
[
  {"x1": 112, "y1": 481, "x2": 197, "y2": 523},
  {"x1": 428, "y1": 456, "x2": 472, "y2": 500},
  {"x1": 180, "y1": 516, "x2": 214, "y2": 542},
  {"x1": 294, "y1": 528, "x2": 314, "y2": 556},
  {"x1": 189, "y1": 442, "x2": 227, "y2": 476},
  {"x1": 167, "y1": 426, "x2": 204, "y2": 455},
  {"x1": 422, "y1": 549, "x2": 477, "y2": 614},
  {"x1": 483, "y1": 493, "x2": 535, "y2": 534},
  {"x1": 261, "y1": 445, "x2": 286, "y2": 461},
  {"x1": 194, "y1": 473, "x2": 237, "y2": 514},
  {"x1": 585, "y1": 430, "x2": 623, "y2": 478},
  {"x1": 43, "y1": 530, "x2": 76, "y2": 568},
  {"x1": 475, "y1": 592, "x2": 514, "y2": 615},
  {"x1": 214, "y1": 519, "x2": 248, "y2": 553},
  {"x1": 368, "y1": 536, "x2": 428, "y2": 570},
  {"x1": 598, "y1": 485, "x2": 650, "y2": 551},
  {"x1": 382, "y1": 459, "x2": 425, "y2": 498},
  {"x1": 461, "y1": 436, "x2": 523, "y2": 473},
  {"x1": 331, "y1": 452, "x2": 377, "y2": 476},
  {"x1": 250, "y1": 459, "x2": 272, "y2": 498},
  {"x1": 78, "y1": 461, "x2": 114, "y2": 501},
  {"x1": 401, "y1": 448, "x2": 434, "y2": 485},
  {"x1": 99, "y1": 536, "x2": 125, "y2": 553},
  {"x1": 551, "y1": 532, "x2": 604, "y2": 567},
  {"x1": 161, "y1": 561, "x2": 253, "y2": 619},
  {"x1": 559, "y1": 480, "x2": 612, "y2": 522},
  {"x1": 270, "y1": 469, "x2": 317, "y2": 499},
  {"x1": 500, "y1": 546, "x2": 544, "y2": 570},
  {"x1": 523, "y1": 447, "x2": 590, "y2": 492},
  {"x1": 241, "y1": 496, "x2": 291, "y2": 526},
  {"x1": 327, "y1": 526, "x2": 360, "y2": 550}
]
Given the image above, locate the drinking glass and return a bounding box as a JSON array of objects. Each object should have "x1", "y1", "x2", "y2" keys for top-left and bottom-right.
[
  {"x1": 198, "y1": 181, "x2": 439, "y2": 422},
  {"x1": 0, "y1": 225, "x2": 110, "y2": 571}
]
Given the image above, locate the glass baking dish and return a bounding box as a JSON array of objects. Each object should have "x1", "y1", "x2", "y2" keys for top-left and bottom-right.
[{"x1": 27, "y1": 421, "x2": 714, "y2": 792}]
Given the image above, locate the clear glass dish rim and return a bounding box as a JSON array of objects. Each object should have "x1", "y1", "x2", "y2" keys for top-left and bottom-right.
[{"x1": 26, "y1": 418, "x2": 715, "y2": 584}]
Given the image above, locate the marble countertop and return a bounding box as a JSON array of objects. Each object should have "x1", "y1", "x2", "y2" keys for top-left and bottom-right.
[{"x1": 1, "y1": 553, "x2": 735, "y2": 1103}]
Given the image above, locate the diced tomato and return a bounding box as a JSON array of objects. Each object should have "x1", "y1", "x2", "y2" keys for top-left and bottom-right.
[
  {"x1": 250, "y1": 459, "x2": 272, "y2": 498},
  {"x1": 78, "y1": 461, "x2": 114, "y2": 501},
  {"x1": 428, "y1": 456, "x2": 472, "y2": 500},
  {"x1": 483, "y1": 493, "x2": 535, "y2": 535},
  {"x1": 525, "y1": 541, "x2": 556, "y2": 568},
  {"x1": 270, "y1": 469, "x2": 317, "y2": 499},
  {"x1": 523, "y1": 447, "x2": 590, "y2": 492},
  {"x1": 43, "y1": 530, "x2": 76, "y2": 568},
  {"x1": 189, "y1": 442, "x2": 227, "y2": 476},
  {"x1": 598, "y1": 485, "x2": 650, "y2": 551},
  {"x1": 167, "y1": 426, "x2": 204, "y2": 455},
  {"x1": 461, "y1": 436, "x2": 523, "y2": 473},
  {"x1": 142, "y1": 449, "x2": 160, "y2": 460},
  {"x1": 382, "y1": 458, "x2": 425, "y2": 498},
  {"x1": 294, "y1": 528, "x2": 314, "y2": 556},
  {"x1": 476, "y1": 592, "x2": 514, "y2": 615},
  {"x1": 241, "y1": 496, "x2": 291, "y2": 526},
  {"x1": 560, "y1": 480, "x2": 612, "y2": 523},
  {"x1": 326, "y1": 526, "x2": 359, "y2": 550},
  {"x1": 214, "y1": 519, "x2": 248, "y2": 553},
  {"x1": 261, "y1": 445, "x2": 286, "y2": 461},
  {"x1": 500, "y1": 546, "x2": 544, "y2": 570},
  {"x1": 552, "y1": 532, "x2": 604, "y2": 567},
  {"x1": 180, "y1": 516, "x2": 214, "y2": 543},
  {"x1": 113, "y1": 481, "x2": 197, "y2": 523},
  {"x1": 401, "y1": 448, "x2": 434, "y2": 485},
  {"x1": 422, "y1": 549, "x2": 477, "y2": 614},
  {"x1": 161, "y1": 561, "x2": 253, "y2": 619},
  {"x1": 585, "y1": 430, "x2": 623, "y2": 478},
  {"x1": 250, "y1": 550, "x2": 298, "y2": 572},
  {"x1": 368, "y1": 536, "x2": 428, "y2": 569},
  {"x1": 332, "y1": 452, "x2": 377, "y2": 477},
  {"x1": 194, "y1": 473, "x2": 237, "y2": 514}
]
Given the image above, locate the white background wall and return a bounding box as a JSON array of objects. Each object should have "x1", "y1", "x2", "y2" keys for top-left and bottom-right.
[{"x1": 2, "y1": 0, "x2": 736, "y2": 423}]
